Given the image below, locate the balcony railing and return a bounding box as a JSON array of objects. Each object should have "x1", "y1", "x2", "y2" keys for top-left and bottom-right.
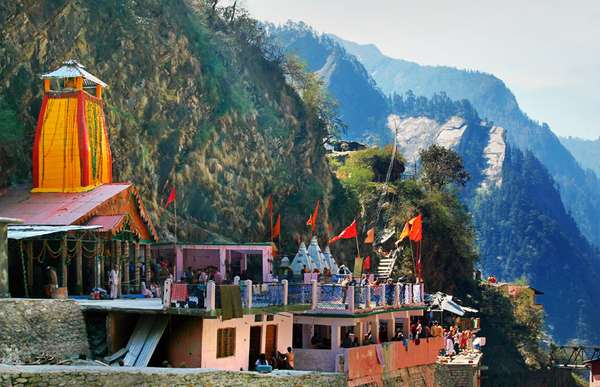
[{"x1": 163, "y1": 279, "x2": 425, "y2": 314}]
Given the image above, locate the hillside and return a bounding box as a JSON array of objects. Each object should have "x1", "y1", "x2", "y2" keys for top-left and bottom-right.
[
  {"x1": 267, "y1": 22, "x2": 391, "y2": 144},
  {"x1": 0, "y1": 0, "x2": 351, "y2": 248},
  {"x1": 335, "y1": 35, "x2": 600, "y2": 249},
  {"x1": 560, "y1": 136, "x2": 600, "y2": 176},
  {"x1": 388, "y1": 95, "x2": 600, "y2": 344}
]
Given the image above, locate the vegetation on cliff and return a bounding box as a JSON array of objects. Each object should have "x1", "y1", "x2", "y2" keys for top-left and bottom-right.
[{"x1": 0, "y1": 0, "x2": 354, "y2": 248}]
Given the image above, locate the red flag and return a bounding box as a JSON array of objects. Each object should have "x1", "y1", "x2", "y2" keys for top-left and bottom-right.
[
  {"x1": 165, "y1": 187, "x2": 176, "y2": 208},
  {"x1": 329, "y1": 220, "x2": 358, "y2": 244},
  {"x1": 272, "y1": 214, "x2": 281, "y2": 240},
  {"x1": 267, "y1": 195, "x2": 273, "y2": 220},
  {"x1": 408, "y1": 214, "x2": 422, "y2": 242},
  {"x1": 363, "y1": 255, "x2": 371, "y2": 272},
  {"x1": 306, "y1": 200, "x2": 320, "y2": 233}
]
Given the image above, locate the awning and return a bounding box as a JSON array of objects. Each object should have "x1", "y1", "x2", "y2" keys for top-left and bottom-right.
[
  {"x1": 427, "y1": 291, "x2": 478, "y2": 317},
  {"x1": 8, "y1": 225, "x2": 101, "y2": 240},
  {"x1": 440, "y1": 298, "x2": 465, "y2": 316}
]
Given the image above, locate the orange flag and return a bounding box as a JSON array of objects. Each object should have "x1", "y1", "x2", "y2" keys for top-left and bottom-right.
[
  {"x1": 272, "y1": 214, "x2": 281, "y2": 240},
  {"x1": 329, "y1": 220, "x2": 358, "y2": 244},
  {"x1": 408, "y1": 214, "x2": 423, "y2": 242},
  {"x1": 364, "y1": 227, "x2": 375, "y2": 244},
  {"x1": 306, "y1": 200, "x2": 320, "y2": 233},
  {"x1": 399, "y1": 222, "x2": 410, "y2": 242}
]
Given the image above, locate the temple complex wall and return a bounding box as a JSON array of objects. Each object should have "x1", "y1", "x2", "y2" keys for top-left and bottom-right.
[
  {"x1": 0, "y1": 299, "x2": 89, "y2": 363},
  {"x1": 0, "y1": 365, "x2": 346, "y2": 386}
]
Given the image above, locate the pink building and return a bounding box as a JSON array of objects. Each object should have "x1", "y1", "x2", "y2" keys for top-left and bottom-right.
[{"x1": 152, "y1": 243, "x2": 273, "y2": 283}]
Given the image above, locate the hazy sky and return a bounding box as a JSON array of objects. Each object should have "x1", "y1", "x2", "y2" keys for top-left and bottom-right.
[{"x1": 243, "y1": 0, "x2": 600, "y2": 139}]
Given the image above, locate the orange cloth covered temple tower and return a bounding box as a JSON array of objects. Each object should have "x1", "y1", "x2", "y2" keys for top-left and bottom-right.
[{"x1": 32, "y1": 60, "x2": 112, "y2": 192}]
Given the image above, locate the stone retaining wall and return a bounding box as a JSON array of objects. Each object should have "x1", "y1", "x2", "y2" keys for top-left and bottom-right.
[
  {"x1": 0, "y1": 365, "x2": 346, "y2": 386},
  {"x1": 0, "y1": 299, "x2": 89, "y2": 363},
  {"x1": 435, "y1": 362, "x2": 480, "y2": 387}
]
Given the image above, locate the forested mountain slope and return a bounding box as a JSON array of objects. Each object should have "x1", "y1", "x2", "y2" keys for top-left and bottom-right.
[
  {"x1": 0, "y1": 0, "x2": 348, "y2": 246},
  {"x1": 267, "y1": 22, "x2": 391, "y2": 144},
  {"x1": 335, "y1": 35, "x2": 600, "y2": 249}
]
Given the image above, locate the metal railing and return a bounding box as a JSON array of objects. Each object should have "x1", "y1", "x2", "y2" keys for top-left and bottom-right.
[
  {"x1": 251, "y1": 282, "x2": 285, "y2": 307},
  {"x1": 288, "y1": 283, "x2": 312, "y2": 305}
]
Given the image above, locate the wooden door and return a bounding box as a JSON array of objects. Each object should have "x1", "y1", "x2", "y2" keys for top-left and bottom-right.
[
  {"x1": 249, "y1": 326, "x2": 262, "y2": 370},
  {"x1": 265, "y1": 324, "x2": 277, "y2": 361}
]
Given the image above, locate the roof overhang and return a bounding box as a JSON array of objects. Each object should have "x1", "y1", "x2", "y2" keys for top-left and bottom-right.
[{"x1": 8, "y1": 225, "x2": 101, "y2": 240}]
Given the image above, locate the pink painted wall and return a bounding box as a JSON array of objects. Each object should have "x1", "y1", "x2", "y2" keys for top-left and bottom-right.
[{"x1": 200, "y1": 313, "x2": 293, "y2": 371}]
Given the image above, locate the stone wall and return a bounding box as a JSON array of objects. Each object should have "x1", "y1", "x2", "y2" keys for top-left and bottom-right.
[
  {"x1": 0, "y1": 365, "x2": 346, "y2": 387},
  {"x1": 435, "y1": 362, "x2": 479, "y2": 387},
  {"x1": 383, "y1": 364, "x2": 436, "y2": 387},
  {"x1": 0, "y1": 299, "x2": 89, "y2": 363}
]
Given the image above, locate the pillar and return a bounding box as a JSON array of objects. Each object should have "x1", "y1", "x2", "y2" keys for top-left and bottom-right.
[
  {"x1": 245, "y1": 279, "x2": 253, "y2": 308},
  {"x1": 122, "y1": 241, "x2": 129, "y2": 294},
  {"x1": 114, "y1": 240, "x2": 121, "y2": 296},
  {"x1": 26, "y1": 240, "x2": 33, "y2": 296},
  {"x1": 356, "y1": 321, "x2": 364, "y2": 346},
  {"x1": 135, "y1": 242, "x2": 141, "y2": 291},
  {"x1": 311, "y1": 279, "x2": 318, "y2": 310},
  {"x1": 175, "y1": 245, "x2": 183, "y2": 281},
  {"x1": 145, "y1": 244, "x2": 152, "y2": 283},
  {"x1": 282, "y1": 279, "x2": 288, "y2": 305},
  {"x1": 366, "y1": 285, "x2": 372, "y2": 309},
  {"x1": 206, "y1": 280, "x2": 216, "y2": 311},
  {"x1": 0, "y1": 223, "x2": 10, "y2": 298},
  {"x1": 96, "y1": 240, "x2": 104, "y2": 288},
  {"x1": 331, "y1": 324, "x2": 341, "y2": 349},
  {"x1": 75, "y1": 239, "x2": 83, "y2": 294},
  {"x1": 219, "y1": 248, "x2": 226, "y2": 280},
  {"x1": 388, "y1": 317, "x2": 396, "y2": 341},
  {"x1": 394, "y1": 283, "x2": 400, "y2": 307},
  {"x1": 60, "y1": 235, "x2": 68, "y2": 288},
  {"x1": 347, "y1": 286, "x2": 355, "y2": 313}
]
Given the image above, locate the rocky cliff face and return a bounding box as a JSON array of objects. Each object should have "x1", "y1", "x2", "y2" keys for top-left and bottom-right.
[
  {"x1": 0, "y1": 0, "x2": 345, "y2": 245},
  {"x1": 392, "y1": 115, "x2": 505, "y2": 194}
]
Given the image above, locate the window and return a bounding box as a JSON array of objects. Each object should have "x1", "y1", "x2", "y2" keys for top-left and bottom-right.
[
  {"x1": 217, "y1": 328, "x2": 236, "y2": 358},
  {"x1": 254, "y1": 314, "x2": 263, "y2": 322},
  {"x1": 266, "y1": 314, "x2": 274, "y2": 321}
]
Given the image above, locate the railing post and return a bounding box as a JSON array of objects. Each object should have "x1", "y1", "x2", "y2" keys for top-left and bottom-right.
[
  {"x1": 381, "y1": 284, "x2": 386, "y2": 306},
  {"x1": 233, "y1": 276, "x2": 240, "y2": 285},
  {"x1": 162, "y1": 278, "x2": 172, "y2": 309},
  {"x1": 366, "y1": 285, "x2": 372, "y2": 309},
  {"x1": 347, "y1": 285, "x2": 355, "y2": 313},
  {"x1": 245, "y1": 279, "x2": 253, "y2": 309},
  {"x1": 206, "y1": 280, "x2": 216, "y2": 311},
  {"x1": 282, "y1": 279, "x2": 288, "y2": 305},
  {"x1": 394, "y1": 283, "x2": 400, "y2": 307},
  {"x1": 311, "y1": 279, "x2": 318, "y2": 310}
]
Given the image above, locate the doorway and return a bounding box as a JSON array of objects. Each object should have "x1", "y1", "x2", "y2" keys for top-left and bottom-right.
[
  {"x1": 249, "y1": 326, "x2": 262, "y2": 370},
  {"x1": 265, "y1": 325, "x2": 277, "y2": 361}
]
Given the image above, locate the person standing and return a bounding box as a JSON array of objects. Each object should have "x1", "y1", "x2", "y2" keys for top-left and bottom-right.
[
  {"x1": 286, "y1": 347, "x2": 295, "y2": 369},
  {"x1": 45, "y1": 266, "x2": 58, "y2": 298},
  {"x1": 109, "y1": 264, "x2": 120, "y2": 299}
]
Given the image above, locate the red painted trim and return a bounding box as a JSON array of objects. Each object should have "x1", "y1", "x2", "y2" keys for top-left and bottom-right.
[
  {"x1": 101, "y1": 101, "x2": 113, "y2": 182},
  {"x1": 77, "y1": 91, "x2": 91, "y2": 187},
  {"x1": 32, "y1": 94, "x2": 49, "y2": 188}
]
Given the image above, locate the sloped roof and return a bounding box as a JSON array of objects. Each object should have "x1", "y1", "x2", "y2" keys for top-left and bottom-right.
[
  {"x1": 84, "y1": 215, "x2": 127, "y2": 234},
  {"x1": 0, "y1": 183, "x2": 157, "y2": 241},
  {"x1": 41, "y1": 60, "x2": 108, "y2": 88}
]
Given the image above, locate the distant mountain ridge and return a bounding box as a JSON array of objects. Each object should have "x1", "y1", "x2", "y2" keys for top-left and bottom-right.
[
  {"x1": 560, "y1": 136, "x2": 600, "y2": 176},
  {"x1": 332, "y1": 34, "x2": 600, "y2": 249},
  {"x1": 267, "y1": 22, "x2": 600, "y2": 344}
]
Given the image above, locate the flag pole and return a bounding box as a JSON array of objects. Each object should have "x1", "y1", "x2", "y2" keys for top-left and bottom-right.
[{"x1": 174, "y1": 182, "x2": 178, "y2": 244}]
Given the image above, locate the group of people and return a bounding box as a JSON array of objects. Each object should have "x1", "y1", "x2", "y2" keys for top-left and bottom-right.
[
  {"x1": 341, "y1": 330, "x2": 377, "y2": 348},
  {"x1": 254, "y1": 347, "x2": 295, "y2": 370}
]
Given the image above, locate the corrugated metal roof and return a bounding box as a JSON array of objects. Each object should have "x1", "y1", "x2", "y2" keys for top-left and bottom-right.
[
  {"x1": 0, "y1": 184, "x2": 131, "y2": 225},
  {"x1": 8, "y1": 225, "x2": 101, "y2": 240},
  {"x1": 41, "y1": 60, "x2": 108, "y2": 88},
  {"x1": 123, "y1": 315, "x2": 169, "y2": 367},
  {"x1": 84, "y1": 214, "x2": 126, "y2": 233}
]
